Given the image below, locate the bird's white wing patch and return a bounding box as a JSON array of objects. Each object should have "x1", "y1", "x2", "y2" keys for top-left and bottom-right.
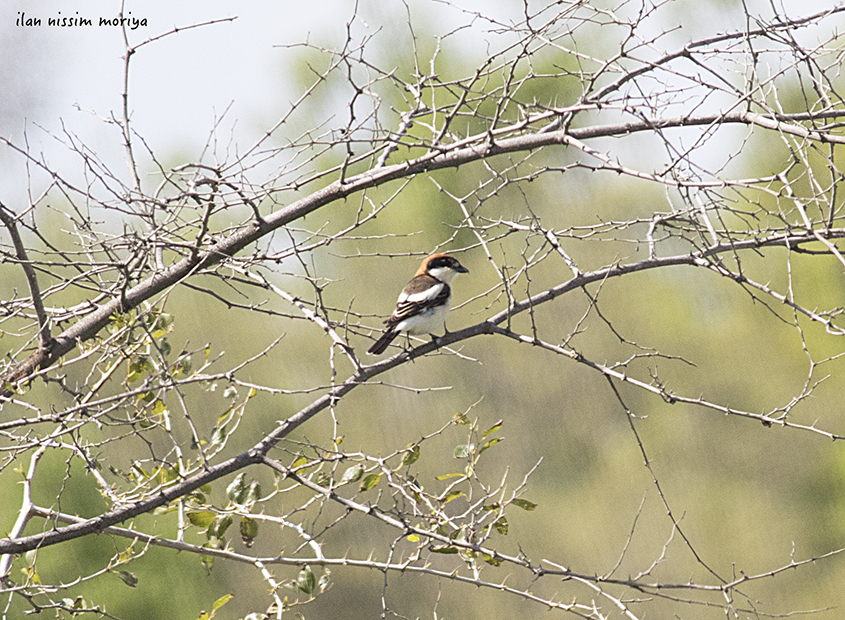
[{"x1": 402, "y1": 282, "x2": 444, "y2": 303}]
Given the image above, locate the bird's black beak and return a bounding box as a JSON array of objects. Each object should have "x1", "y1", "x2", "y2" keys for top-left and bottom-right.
[{"x1": 457, "y1": 264, "x2": 469, "y2": 274}]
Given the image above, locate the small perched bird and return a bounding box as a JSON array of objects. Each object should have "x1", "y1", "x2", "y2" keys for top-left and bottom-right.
[{"x1": 368, "y1": 254, "x2": 469, "y2": 355}]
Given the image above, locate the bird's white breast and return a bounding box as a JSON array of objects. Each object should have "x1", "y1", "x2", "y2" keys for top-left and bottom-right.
[{"x1": 395, "y1": 298, "x2": 451, "y2": 335}]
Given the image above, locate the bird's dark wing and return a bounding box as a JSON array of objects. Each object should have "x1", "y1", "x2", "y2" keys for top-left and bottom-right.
[{"x1": 385, "y1": 275, "x2": 450, "y2": 327}]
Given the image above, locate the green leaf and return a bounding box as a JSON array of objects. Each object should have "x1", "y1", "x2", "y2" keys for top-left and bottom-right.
[
  {"x1": 440, "y1": 490, "x2": 465, "y2": 504},
  {"x1": 226, "y1": 473, "x2": 247, "y2": 503},
  {"x1": 116, "y1": 570, "x2": 138, "y2": 587},
  {"x1": 483, "y1": 553, "x2": 503, "y2": 566},
  {"x1": 117, "y1": 544, "x2": 135, "y2": 562},
  {"x1": 246, "y1": 480, "x2": 262, "y2": 504},
  {"x1": 153, "y1": 503, "x2": 177, "y2": 516},
  {"x1": 297, "y1": 566, "x2": 316, "y2": 595},
  {"x1": 318, "y1": 573, "x2": 330, "y2": 593},
  {"x1": 406, "y1": 533, "x2": 420, "y2": 542},
  {"x1": 157, "y1": 466, "x2": 179, "y2": 485},
  {"x1": 210, "y1": 425, "x2": 228, "y2": 445},
  {"x1": 216, "y1": 515, "x2": 233, "y2": 538},
  {"x1": 174, "y1": 355, "x2": 192, "y2": 377},
  {"x1": 493, "y1": 516, "x2": 508, "y2": 535},
  {"x1": 407, "y1": 476, "x2": 423, "y2": 502},
  {"x1": 511, "y1": 498, "x2": 538, "y2": 511},
  {"x1": 291, "y1": 455, "x2": 308, "y2": 469},
  {"x1": 340, "y1": 464, "x2": 363, "y2": 485},
  {"x1": 402, "y1": 445, "x2": 421, "y2": 466},
  {"x1": 212, "y1": 594, "x2": 234, "y2": 612},
  {"x1": 430, "y1": 545, "x2": 459, "y2": 554},
  {"x1": 130, "y1": 462, "x2": 150, "y2": 480},
  {"x1": 435, "y1": 472, "x2": 465, "y2": 481},
  {"x1": 21, "y1": 563, "x2": 40, "y2": 584},
  {"x1": 149, "y1": 312, "x2": 173, "y2": 339},
  {"x1": 478, "y1": 437, "x2": 503, "y2": 455},
  {"x1": 187, "y1": 511, "x2": 217, "y2": 528},
  {"x1": 482, "y1": 420, "x2": 503, "y2": 438},
  {"x1": 453, "y1": 412, "x2": 470, "y2": 425},
  {"x1": 451, "y1": 527, "x2": 469, "y2": 543},
  {"x1": 127, "y1": 355, "x2": 154, "y2": 383},
  {"x1": 240, "y1": 516, "x2": 258, "y2": 547},
  {"x1": 454, "y1": 443, "x2": 474, "y2": 458},
  {"x1": 360, "y1": 473, "x2": 382, "y2": 491}
]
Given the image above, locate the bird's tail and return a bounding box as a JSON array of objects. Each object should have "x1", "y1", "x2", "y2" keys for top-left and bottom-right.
[{"x1": 368, "y1": 329, "x2": 398, "y2": 355}]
